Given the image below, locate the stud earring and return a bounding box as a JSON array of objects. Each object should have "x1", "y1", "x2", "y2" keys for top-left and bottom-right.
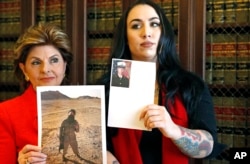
[{"x1": 25, "y1": 75, "x2": 29, "y2": 81}]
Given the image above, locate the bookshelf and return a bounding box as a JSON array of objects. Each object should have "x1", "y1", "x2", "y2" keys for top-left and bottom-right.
[
  {"x1": 2, "y1": 1, "x2": 248, "y2": 163},
  {"x1": 204, "y1": 0, "x2": 250, "y2": 164},
  {"x1": 0, "y1": 0, "x2": 21, "y2": 101}
]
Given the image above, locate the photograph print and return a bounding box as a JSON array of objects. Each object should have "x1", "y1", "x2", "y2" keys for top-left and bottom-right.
[
  {"x1": 111, "y1": 59, "x2": 131, "y2": 88},
  {"x1": 37, "y1": 85, "x2": 106, "y2": 164}
]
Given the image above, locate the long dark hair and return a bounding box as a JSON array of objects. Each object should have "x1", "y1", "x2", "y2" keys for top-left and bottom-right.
[{"x1": 98, "y1": 0, "x2": 205, "y2": 127}]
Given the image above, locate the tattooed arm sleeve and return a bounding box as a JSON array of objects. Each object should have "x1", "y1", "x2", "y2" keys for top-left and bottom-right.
[{"x1": 172, "y1": 126, "x2": 214, "y2": 158}]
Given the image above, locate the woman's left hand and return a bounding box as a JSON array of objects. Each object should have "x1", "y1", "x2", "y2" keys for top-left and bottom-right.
[
  {"x1": 18, "y1": 144, "x2": 47, "y2": 164},
  {"x1": 139, "y1": 104, "x2": 179, "y2": 138}
]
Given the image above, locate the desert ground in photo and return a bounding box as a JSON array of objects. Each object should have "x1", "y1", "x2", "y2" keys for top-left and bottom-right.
[{"x1": 40, "y1": 96, "x2": 103, "y2": 164}]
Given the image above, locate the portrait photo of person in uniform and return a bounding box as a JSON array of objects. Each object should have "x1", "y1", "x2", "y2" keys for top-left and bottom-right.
[
  {"x1": 59, "y1": 109, "x2": 84, "y2": 162},
  {"x1": 111, "y1": 60, "x2": 130, "y2": 88}
]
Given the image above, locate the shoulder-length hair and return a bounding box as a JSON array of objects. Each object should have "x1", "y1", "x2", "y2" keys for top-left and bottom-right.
[{"x1": 14, "y1": 23, "x2": 73, "y2": 89}]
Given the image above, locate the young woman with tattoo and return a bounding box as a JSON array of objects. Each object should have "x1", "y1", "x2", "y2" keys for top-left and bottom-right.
[{"x1": 98, "y1": 0, "x2": 226, "y2": 163}]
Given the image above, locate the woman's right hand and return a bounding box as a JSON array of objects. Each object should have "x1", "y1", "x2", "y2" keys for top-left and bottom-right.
[
  {"x1": 18, "y1": 144, "x2": 47, "y2": 164},
  {"x1": 107, "y1": 151, "x2": 120, "y2": 164}
]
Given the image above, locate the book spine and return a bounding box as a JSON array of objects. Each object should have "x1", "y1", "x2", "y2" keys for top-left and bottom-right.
[
  {"x1": 0, "y1": 40, "x2": 17, "y2": 84},
  {"x1": 11, "y1": 1, "x2": 21, "y2": 35},
  {"x1": 37, "y1": 0, "x2": 46, "y2": 23},
  {"x1": 205, "y1": 43, "x2": 213, "y2": 84},
  {"x1": 235, "y1": 0, "x2": 249, "y2": 23},
  {"x1": 87, "y1": 0, "x2": 97, "y2": 32},
  {"x1": 206, "y1": 0, "x2": 214, "y2": 25},
  {"x1": 96, "y1": 0, "x2": 105, "y2": 32},
  {"x1": 114, "y1": 0, "x2": 122, "y2": 29},
  {"x1": 0, "y1": 48, "x2": 7, "y2": 83},
  {"x1": 213, "y1": 96, "x2": 223, "y2": 128},
  {"x1": 162, "y1": 1, "x2": 174, "y2": 27},
  {"x1": 0, "y1": 1, "x2": 21, "y2": 35},
  {"x1": 87, "y1": 47, "x2": 110, "y2": 84},
  {"x1": 53, "y1": 0, "x2": 65, "y2": 28},
  {"x1": 213, "y1": 0, "x2": 225, "y2": 24},
  {"x1": 233, "y1": 107, "x2": 247, "y2": 147},
  {"x1": 0, "y1": 2, "x2": 4, "y2": 35},
  {"x1": 46, "y1": 0, "x2": 54, "y2": 22},
  {"x1": 5, "y1": 52, "x2": 15, "y2": 84},
  {"x1": 172, "y1": 0, "x2": 179, "y2": 29},
  {"x1": 104, "y1": 0, "x2": 114, "y2": 32},
  {"x1": 224, "y1": 0, "x2": 236, "y2": 23},
  {"x1": 236, "y1": 42, "x2": 249, "y2": 85},
  {"x1": 46, "y1": 0, "x2": 64, "y2": 26},
  {"x1": 87, "y1": 48, "x2": 95, "y2": 84},
  {"x1": 221, "y1": 126, "x2": 234, "y2": 149},
  {"x1": 212, "y1": 43, "x2": 225, "y2": 84},
  {"x1": 104, "y1": 0, "x2": 122, "y2": 32},
  {"x1": 223, "y1": 43, "x2": 237, "y2": 85}
]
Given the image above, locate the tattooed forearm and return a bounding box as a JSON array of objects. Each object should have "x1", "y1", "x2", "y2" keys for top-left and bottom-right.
[
  {"x1": 174, "y1": 137, "x2": 200, "y2": 156},
  {"x1": 179, "y1": 126, "x2": 202, "y2": 141},
  {"x1": 173, "y1": 126, "x2": 213, "y2": 158}
]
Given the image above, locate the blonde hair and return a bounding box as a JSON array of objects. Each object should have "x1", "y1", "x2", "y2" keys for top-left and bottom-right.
[{"x1": 14, "y1": 23, "x2": 73, "y2": 89}]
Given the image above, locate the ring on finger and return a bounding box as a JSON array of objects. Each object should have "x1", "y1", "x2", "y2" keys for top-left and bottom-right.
[{"x1": 26, "y1": 158, "x2": 30, "y2": 164}]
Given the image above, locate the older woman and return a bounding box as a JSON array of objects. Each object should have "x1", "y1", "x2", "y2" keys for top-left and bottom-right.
[{"x1": 0, "y1": 23, "x2": 73, "y2": 164}]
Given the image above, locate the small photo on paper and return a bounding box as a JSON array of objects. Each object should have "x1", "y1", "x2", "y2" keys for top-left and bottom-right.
[
  {"x1": 111, "y1": 59, "x2": 131, "y2": 88},
  {"x1": 37, "y1": 85, "x2": 106, "y2": 164}
]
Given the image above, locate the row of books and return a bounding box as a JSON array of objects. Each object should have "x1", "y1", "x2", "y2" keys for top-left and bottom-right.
[
  {"x1": 87, "y1": 0, "x2": 122, "y2": 32},
  {"x1": 36, "y1": 0, "x2": 66, "y2": 29},
  {"x1": 0, "y1": 60, "x2": 16, "y2": 84},
  {"x1": 206, "y1": 0, "x2": 250, "y2": 24},
  {"x1": 0, "y1": 0, "x2": 66, "y2": 101},
  {"x1": 87, "y1": 0, "x2": 179, "y2": 33},
  {"x1": 0, "y1": 0, "x2": 65, "y2": 36},
  {"x1": 87, "y1": 47, "x2": 110, "y2": 84},
  {"x1": 0, "y1": 39, "x2": 16, "y2": 85},
  {"x1": 0, "y1": 0, "x2": 21, "y2": 35},
  {"x1": 86, "y1": 0, "x2": 120, "y2": 84},
  {"x1": 160, "y1": 0, "x2": 179, "y2": 29},
  {"x1": 205, "y1": 2, "x2": 249, "y2": 161},
  {"x1": 0, "y1": 38, "x2": 19, "y2": 101},
  {"x1": 207, "y1": 94, "x2": 249, "y2": 163},
  {"x1": 205, "y1": 42, "x2": 250, "y2": 85}
]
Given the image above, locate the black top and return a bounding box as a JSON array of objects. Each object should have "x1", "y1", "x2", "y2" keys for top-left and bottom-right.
[{"x1": 111, "y1": 74, "x2": 130, "y2": 88}]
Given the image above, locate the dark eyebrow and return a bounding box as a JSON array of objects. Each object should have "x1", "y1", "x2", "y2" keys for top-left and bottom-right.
[
  {"x1": 129, "y1": 17, "x2": 160, "y2": 24},
  {"x1": 149, "y1": 17, "x2": 160, "y2": 21},
  {"x1": 29, "y1": 54, "x2": 60, "y2": 60}
]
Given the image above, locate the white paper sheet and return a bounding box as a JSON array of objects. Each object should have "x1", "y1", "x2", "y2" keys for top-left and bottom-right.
[{"x1": 108, "y1": 59, "x2": 156, "y2": 130}]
